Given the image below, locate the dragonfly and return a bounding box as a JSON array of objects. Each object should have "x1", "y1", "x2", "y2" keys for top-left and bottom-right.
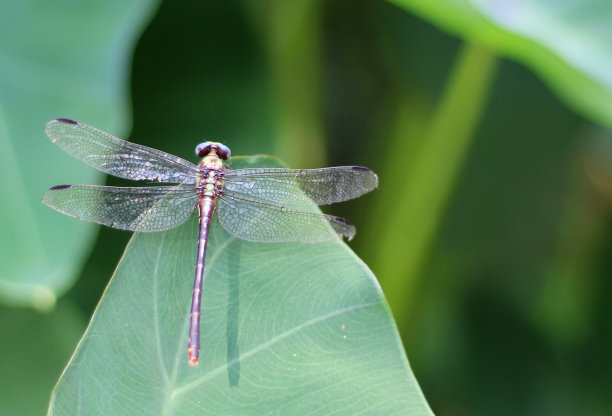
[{"x1": 43, "y1": 118, "x2": 378, "y2": 366}]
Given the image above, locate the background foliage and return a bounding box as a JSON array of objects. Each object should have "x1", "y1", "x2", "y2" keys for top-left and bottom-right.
[{"x1": 1, "y1": 0, "x2": 612, "y2": 414}]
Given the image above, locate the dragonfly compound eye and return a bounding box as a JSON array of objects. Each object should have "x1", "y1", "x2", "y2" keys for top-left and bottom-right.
[
  {"x1": 216, "y1": 144, "x2": 231, "y2": 160},
  {"x1": 195, "y1": 142, "x2": 213, "y2": 158}
]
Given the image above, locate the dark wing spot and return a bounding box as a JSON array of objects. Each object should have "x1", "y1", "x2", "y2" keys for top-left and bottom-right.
[
  {"x1": 50, "y1": 184, "x2": 72, "y2": 190},
  {"x1": 332, "y1": 216, "x2": 353, "y2": 226},
  {"x1": 55, "y1": 118, "x2": 78, "y2": 125},
  {"x1": 351, "y1": 166, "x2": 371, "y2": 172}
]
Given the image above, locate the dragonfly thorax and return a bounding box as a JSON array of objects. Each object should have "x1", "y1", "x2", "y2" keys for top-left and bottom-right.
[{"x1": 195, "y1": 141, "x2": 231, "y2": 160}]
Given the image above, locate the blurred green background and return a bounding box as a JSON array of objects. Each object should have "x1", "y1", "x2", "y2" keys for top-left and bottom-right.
[{"x1": 2, "y1": 0, "x2": 612, "y2": 414}]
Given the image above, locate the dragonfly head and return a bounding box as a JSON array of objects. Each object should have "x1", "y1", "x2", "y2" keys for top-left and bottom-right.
[{"x1": 195, "y1": 141, "x2": 231, "y2": 160}]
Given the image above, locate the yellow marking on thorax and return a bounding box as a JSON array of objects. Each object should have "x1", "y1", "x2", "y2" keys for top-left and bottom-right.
[
  {"x1": 201, "y1": 155, "x2": 223, "y2": 169},
  {"x1": 197, "y1": 155, "x2": 225, "y2": 197}
]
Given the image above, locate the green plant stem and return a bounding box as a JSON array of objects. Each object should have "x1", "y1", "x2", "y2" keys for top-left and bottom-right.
[
  {"x1": 373, "y1": 42, "x2": 498, "y2": 326},
  {"x1": 266, "y1": 0, "x2": 325, "y2": 168}
]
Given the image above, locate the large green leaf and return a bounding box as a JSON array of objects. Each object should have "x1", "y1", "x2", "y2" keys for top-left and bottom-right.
[
  {"x1": 0, "y1": 0, "x2": 158, "y2": 307},
  {"x1": 389, "y1": 0, "x2": 612, "y2": 129},
  {"x1": 48, "y1": 156, "x2": 432, "y2": 415}
]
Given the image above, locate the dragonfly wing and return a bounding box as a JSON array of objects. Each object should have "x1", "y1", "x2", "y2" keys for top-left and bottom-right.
[
  {"x1": 43, "y1": 185, "x2": 197, "y2": 232},
  {"x1": 224, "y1": 166, "x2": 378, "y2": 206},
  {"x1": 216, "y1": 193, "x2": 355, "y2": 243},
  {"x1": 45, "y1": 119, "x2": 198, "y2": 183}
]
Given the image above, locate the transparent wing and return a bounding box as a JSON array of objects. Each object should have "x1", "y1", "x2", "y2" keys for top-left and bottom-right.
[
  {"x1": 217, "y1": 193, "x2": 355, "y2": 243},
  {"x1": 224, "y1": 166, "x2": 378, "y2": 206},
  {"x1": 42, "y1": 184, "x2": 197, "y2": 232},
  {"x1": 45, "y1": 119, "x2": 199, "y2": 183}
]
